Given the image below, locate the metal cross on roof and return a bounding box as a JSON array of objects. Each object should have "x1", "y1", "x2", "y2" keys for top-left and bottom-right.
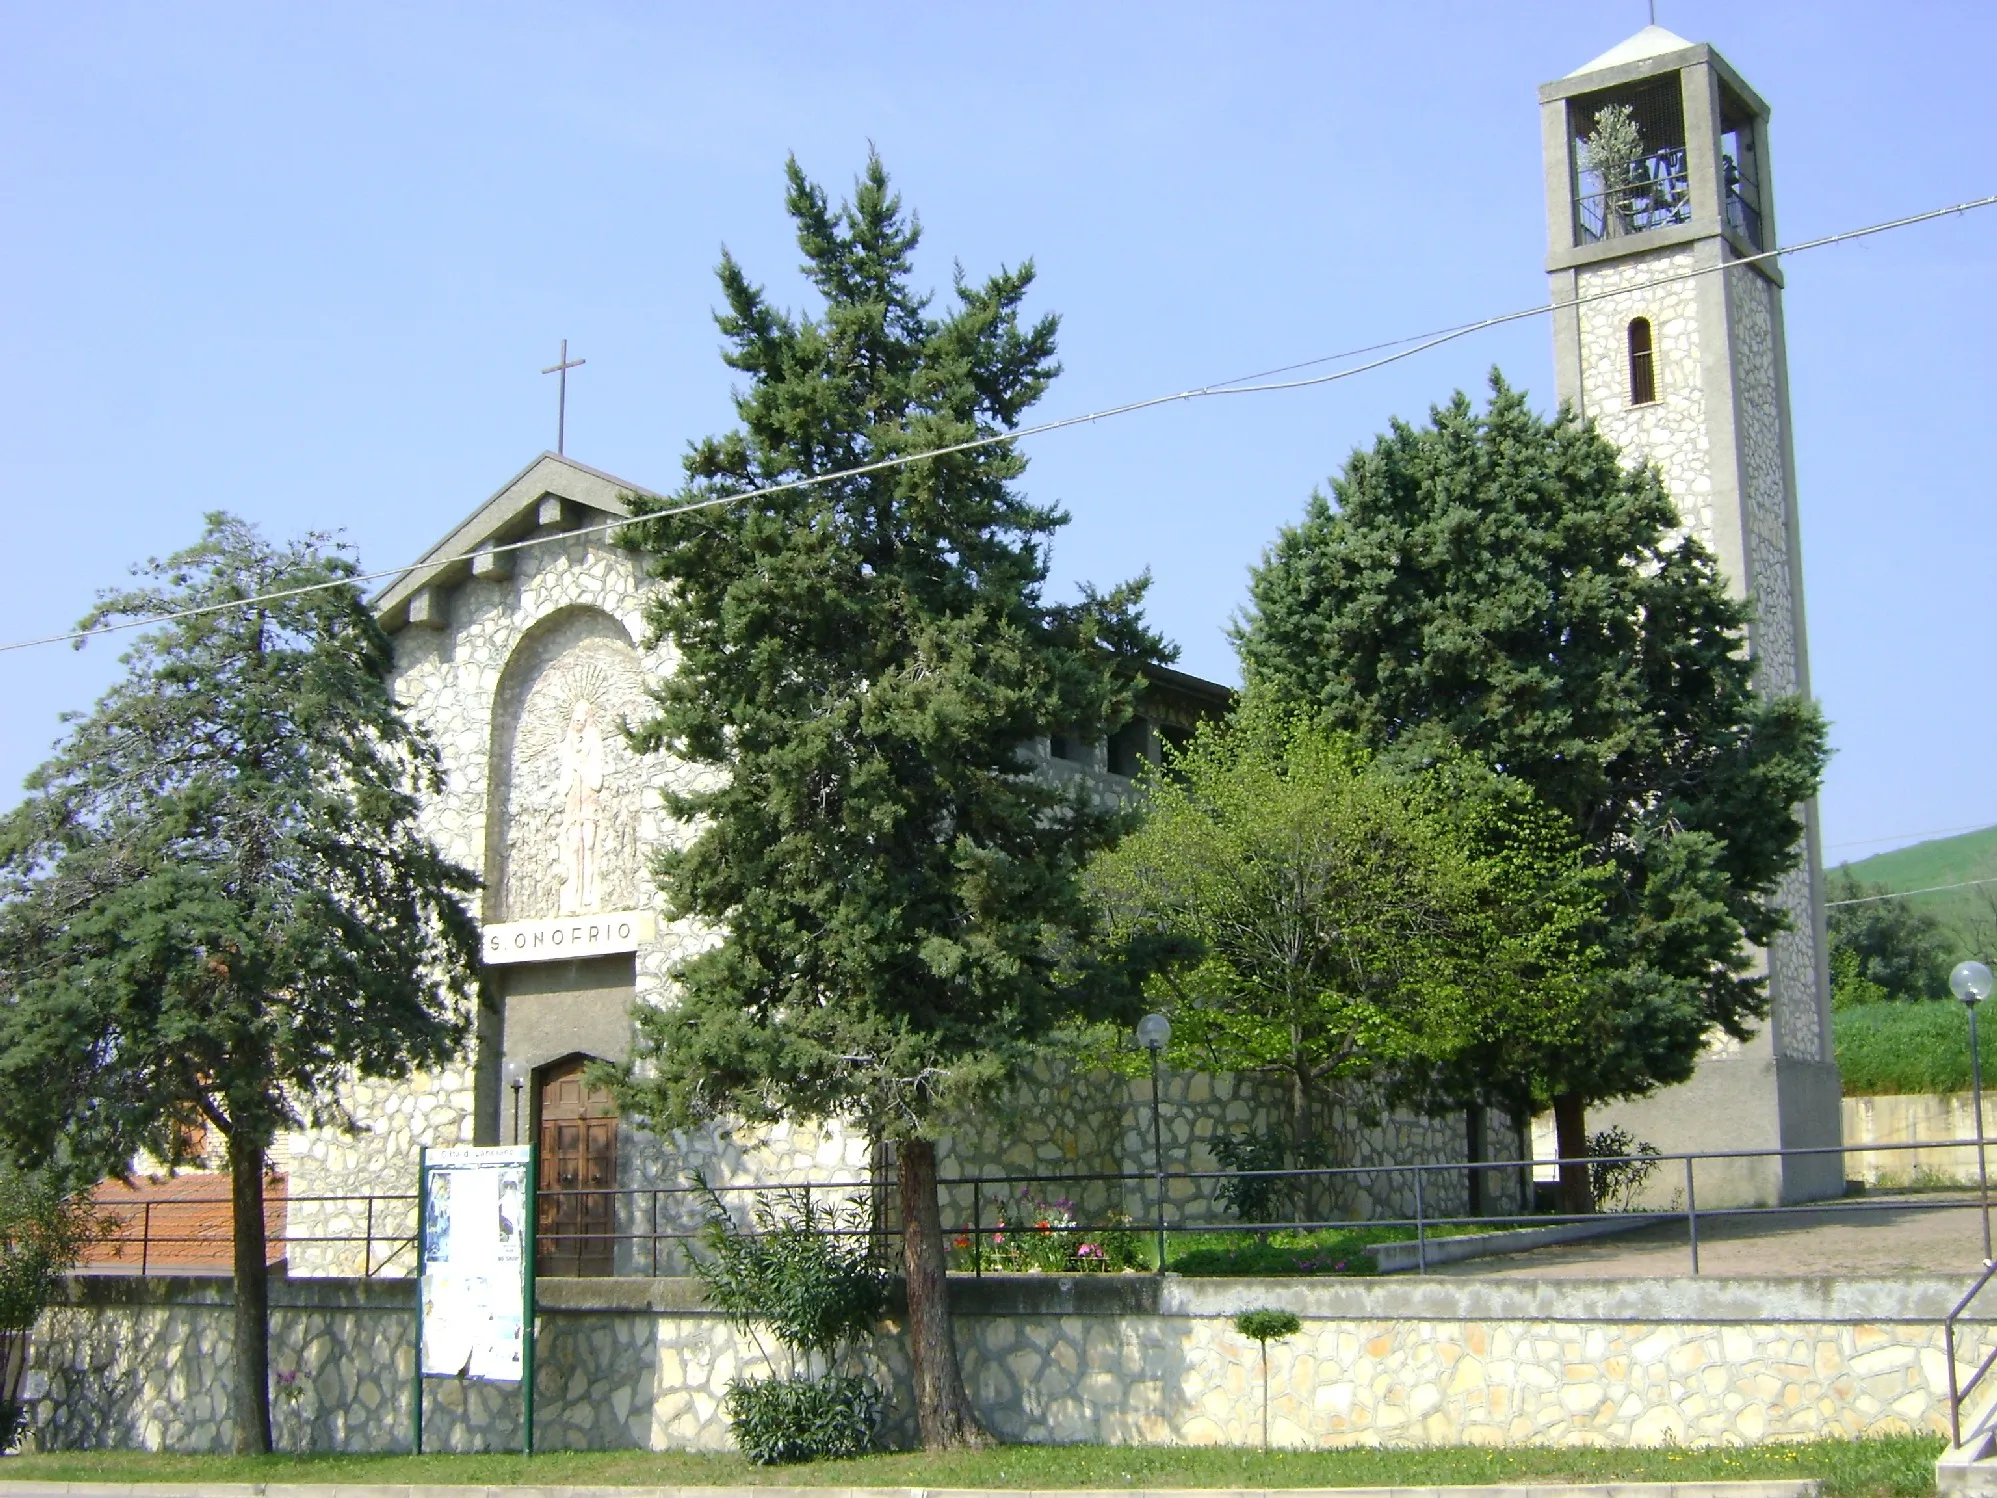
[{"x1": 541, "y1": 339, "x2": 586, "y2": 455}]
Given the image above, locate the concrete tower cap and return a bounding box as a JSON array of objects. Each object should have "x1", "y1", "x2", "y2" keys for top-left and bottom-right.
[{"x1": 1567, "y1": 23, "x2": 1696, "y2": 77}]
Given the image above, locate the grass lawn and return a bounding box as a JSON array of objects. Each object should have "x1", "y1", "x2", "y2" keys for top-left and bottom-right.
[
  {"x1": 0, "y1": 1437, "x2": 1944, "y2": 1495},
  {"x1": 1162, "y1": 1224, "x2": 1480, "y2": 1276}
]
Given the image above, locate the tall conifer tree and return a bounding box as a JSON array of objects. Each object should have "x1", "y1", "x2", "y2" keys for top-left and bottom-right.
[
  {"x1": 0, "y1": 516, "x2": 480, "y2": 1451},
  {"x1": 1235, "y1": 378, "x2": 1827, "y2": 1210},
  {"x1": 619, "y1": 156, "x2": 1166, "y2": 1446}
]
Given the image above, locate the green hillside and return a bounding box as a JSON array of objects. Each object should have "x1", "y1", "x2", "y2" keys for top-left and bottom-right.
[{"x1": 1834, "y1": 823, "x2": 1997, "y2": 960}]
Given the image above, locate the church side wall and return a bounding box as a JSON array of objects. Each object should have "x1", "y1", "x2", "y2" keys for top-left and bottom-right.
[{"x1": 28, "y1": 1274, "x2": 1970, "y2": 1453}]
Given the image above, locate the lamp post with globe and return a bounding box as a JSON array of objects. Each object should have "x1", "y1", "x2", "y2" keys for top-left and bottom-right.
[
  {"x1": 1137, "y1": 1013, "x2": 1172, "y2": 1274},
  {"x1": 1951, "y1": 959, "x2": 1995, "y2": 1263}
]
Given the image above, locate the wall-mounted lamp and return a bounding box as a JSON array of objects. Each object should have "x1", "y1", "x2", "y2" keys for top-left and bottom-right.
[{"x1": 502, "y1": 1060, "x2": 527, "y2": 1146}]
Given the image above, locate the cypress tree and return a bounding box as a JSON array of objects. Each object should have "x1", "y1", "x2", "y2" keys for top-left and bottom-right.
[{"x1": 619, "y1": 155, "x2": 1166, "y2": 1445}]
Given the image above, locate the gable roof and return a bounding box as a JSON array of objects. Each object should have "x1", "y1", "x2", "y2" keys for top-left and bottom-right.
[
  {"x1": 372, "y1": 452, "x2": 657, "y2": 630},
  {"x1": 372, "y1": 451, "x2": 1237, "y2": 714}
]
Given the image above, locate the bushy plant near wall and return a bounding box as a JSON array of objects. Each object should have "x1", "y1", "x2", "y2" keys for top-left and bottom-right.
[
  {"x1": 1835, "y1": 1001, "x2": 1997, "y2": 1096},
  {"x1": 691, "y1": 1181, "x2": 891, "y2": 1464},
  {"x1": 0, "y1": 1165, "x2": 102, "y2": 1449}
]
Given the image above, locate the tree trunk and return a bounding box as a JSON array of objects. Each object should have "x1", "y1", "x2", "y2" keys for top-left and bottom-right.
[
  {"x1": 895, "y1": 1138, "x2": 986, "y2": 1449},
  {"x1": 1552, "y1": 1092, "x2": 1595, "y2": 1216},
  {"x1": 230, "y1": 1134, "x2": 273, "y2": 1455}
]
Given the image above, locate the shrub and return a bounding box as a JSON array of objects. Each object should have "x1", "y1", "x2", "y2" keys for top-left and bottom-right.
[
  {"x1": 0, "y1": 1166, "x2": 100, "y2": 1336},
  {"x1": 1214, "y1": 1130, "x2": 1315, "y2": 1225},
  {"x1": 693, "y1": 1181, "x2": 888, "y2": 1361},
  {"x1": 1586, "y1": 1126, "x2": 1660, "y2": 1213},
  {"x1": 1836, "y1": 1000, "x2": 1997, "y2": 1096},
  {"x1": 0, "y1": 1165, "x2": 102, "y2": 1452},
  {"x1": 723, "y1": 1373, "x2": 884, "y2": 1466},
  {"x1": 691, "y1": 1180, "x2": 889, "y2": 1463}
]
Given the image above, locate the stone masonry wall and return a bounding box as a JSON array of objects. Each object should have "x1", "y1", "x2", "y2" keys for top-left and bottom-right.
[
  {"x1": 28, "y1": 1274, "x2": 1979, "y2": 1454},
  {"x1": 934, "y1": 1061, "x2": 1526, "y2": 1235}
]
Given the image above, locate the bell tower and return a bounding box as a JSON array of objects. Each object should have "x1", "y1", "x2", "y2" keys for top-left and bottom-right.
[{"x1": 1539, "y1": 28, "x2": 1841, "y2": 1203}]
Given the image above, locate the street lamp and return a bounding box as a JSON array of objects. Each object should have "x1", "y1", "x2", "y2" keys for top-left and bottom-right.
[
  {"x1": 1137, "y1": 1013, "x2": 1171, "y2": 1274},
  {"x1": 502, "y1": 1061, "x2": 527, "y2": 1146},
  {"x1": 1952, "y1": 959, "x2": 1995, "y2": 1264}
]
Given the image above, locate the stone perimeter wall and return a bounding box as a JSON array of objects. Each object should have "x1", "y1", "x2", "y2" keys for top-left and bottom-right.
[{"x1": 29, "y1": 1273, "x2": 1977, "y2": 1454}]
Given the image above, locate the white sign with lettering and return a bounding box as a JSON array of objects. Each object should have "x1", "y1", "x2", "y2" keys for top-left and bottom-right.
[{"x1": 480, "y1": 910, "x2": 655, "y2": 965}]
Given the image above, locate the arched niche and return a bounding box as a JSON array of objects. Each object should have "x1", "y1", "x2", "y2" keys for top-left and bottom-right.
[{"x1": 485, "y1": 606, "x2": 649, "y2": 922}]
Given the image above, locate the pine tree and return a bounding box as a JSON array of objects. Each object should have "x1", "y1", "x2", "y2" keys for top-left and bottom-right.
[
  {"x1": 0, "y1": 516, "x2": 480, "y2": 1452},
  {"x1": 617, "y1": 155, "x2": 1166, "y2": 1446},
  {"x1": 1234, "y1": 377, "x2": 1827, "y2": 1210}
]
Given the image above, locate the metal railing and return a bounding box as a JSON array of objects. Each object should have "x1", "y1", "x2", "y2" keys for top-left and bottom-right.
[
  {"x1": 89, "y1": 1134, "x2": 1997, "y2": 1283},
  {"x1": 1947, "y1": 1258, "x2": 1997, "y2": 1448},
  {"x1": 1576, "y1": 147, "x2": 1692, "y2": 244},
  {"x1": 88, "y1": 1191, "x2": 417, "y2": 1277}
]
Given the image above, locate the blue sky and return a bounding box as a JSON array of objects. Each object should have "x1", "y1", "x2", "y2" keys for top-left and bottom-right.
[{"x1": 2, "y1": 2, "x2": 1991, "y2": 861}]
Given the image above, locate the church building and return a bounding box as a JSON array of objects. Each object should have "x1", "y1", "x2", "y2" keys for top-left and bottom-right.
[{"x1": 277, "y1": 22, "x2": 1835, "y2": 1277}]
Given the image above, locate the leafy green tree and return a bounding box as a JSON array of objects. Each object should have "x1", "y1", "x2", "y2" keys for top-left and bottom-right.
[
  {"x1": 1824, "y1": 870, "x2": 1953, "y2": 1006},
  {"x1": 1234, "y1": 378, "x2": 1827, "y2": 1211},
  {"x1": 0, "y1": 516, "x2": 480, "y2": 1453},
  {"x1": 1087, "y1": 707, "x2": 1604, "y2": 1194},
  {"x1": 616, "y1": 155, "x2": 1164, "y2": 1447}
]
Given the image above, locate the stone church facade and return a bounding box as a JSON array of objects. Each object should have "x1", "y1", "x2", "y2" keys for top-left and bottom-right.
[{"x1": 281, "y1": 454, "x2": 1523, "y2": 1277}]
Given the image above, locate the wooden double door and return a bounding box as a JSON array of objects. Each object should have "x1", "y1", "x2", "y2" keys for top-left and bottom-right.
[{"x1": 536, "y1": 1056, "x2": 617, "y2": 1276}]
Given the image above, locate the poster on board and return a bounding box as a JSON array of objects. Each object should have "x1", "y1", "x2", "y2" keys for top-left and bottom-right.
[{"x1": 419, "y1": 1145, "x2": 531, "y2": 1381}]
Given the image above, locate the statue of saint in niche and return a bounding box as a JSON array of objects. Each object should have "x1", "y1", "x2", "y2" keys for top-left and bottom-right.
[
  {"x1": 557, "y1": 698, "x2": 606, "y2": 914},
  {"x1": 494, "y1": 621, "x2": 644, "y2": 922}
]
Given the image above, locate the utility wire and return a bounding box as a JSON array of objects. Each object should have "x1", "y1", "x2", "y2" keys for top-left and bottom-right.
[
  {"x1": 1825, "y1": 877, "x2": 1997, "y2": 909},
  {"x1": 1827, "y1": 821, "x2": 1997, "y2": 853},
  {"x1": 4, "y1": 191, "x2": 1994, "y2": 660}
]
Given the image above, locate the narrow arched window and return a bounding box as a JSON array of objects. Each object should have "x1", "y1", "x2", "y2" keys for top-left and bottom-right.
[{"x1": 1628, "y1": 317, "x2": 1657, "y2": 405}]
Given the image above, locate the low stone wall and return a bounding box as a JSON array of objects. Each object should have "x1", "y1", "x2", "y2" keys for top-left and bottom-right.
[
  {"x1": 29, "y1": 1271, "x2": 1980, "y2": 1453},
  {"x1": 1844, "y1": 1093, "x2": 1986, "y2": 1187}
]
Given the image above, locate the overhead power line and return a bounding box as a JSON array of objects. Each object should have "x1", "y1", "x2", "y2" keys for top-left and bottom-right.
[
  {"x1": 3, "y1": 191, "x2": 1994, "y2": 661},
  {"x1": 1825, "y1": 877, "x2": 1997, "y2": 909},
  {"x1": 1826, "y1": 821, "x2": 1997, "y2": 853}
]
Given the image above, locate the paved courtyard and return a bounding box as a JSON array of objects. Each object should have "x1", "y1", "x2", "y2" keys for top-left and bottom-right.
[{"x1": 1440, "y1": 1192, "x2": 1995, "y2": 1278}]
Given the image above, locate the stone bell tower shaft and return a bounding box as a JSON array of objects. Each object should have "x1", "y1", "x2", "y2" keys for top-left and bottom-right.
[{"x1": 1538, "y1": 28, "x2": 1841, "y2": 1204}]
